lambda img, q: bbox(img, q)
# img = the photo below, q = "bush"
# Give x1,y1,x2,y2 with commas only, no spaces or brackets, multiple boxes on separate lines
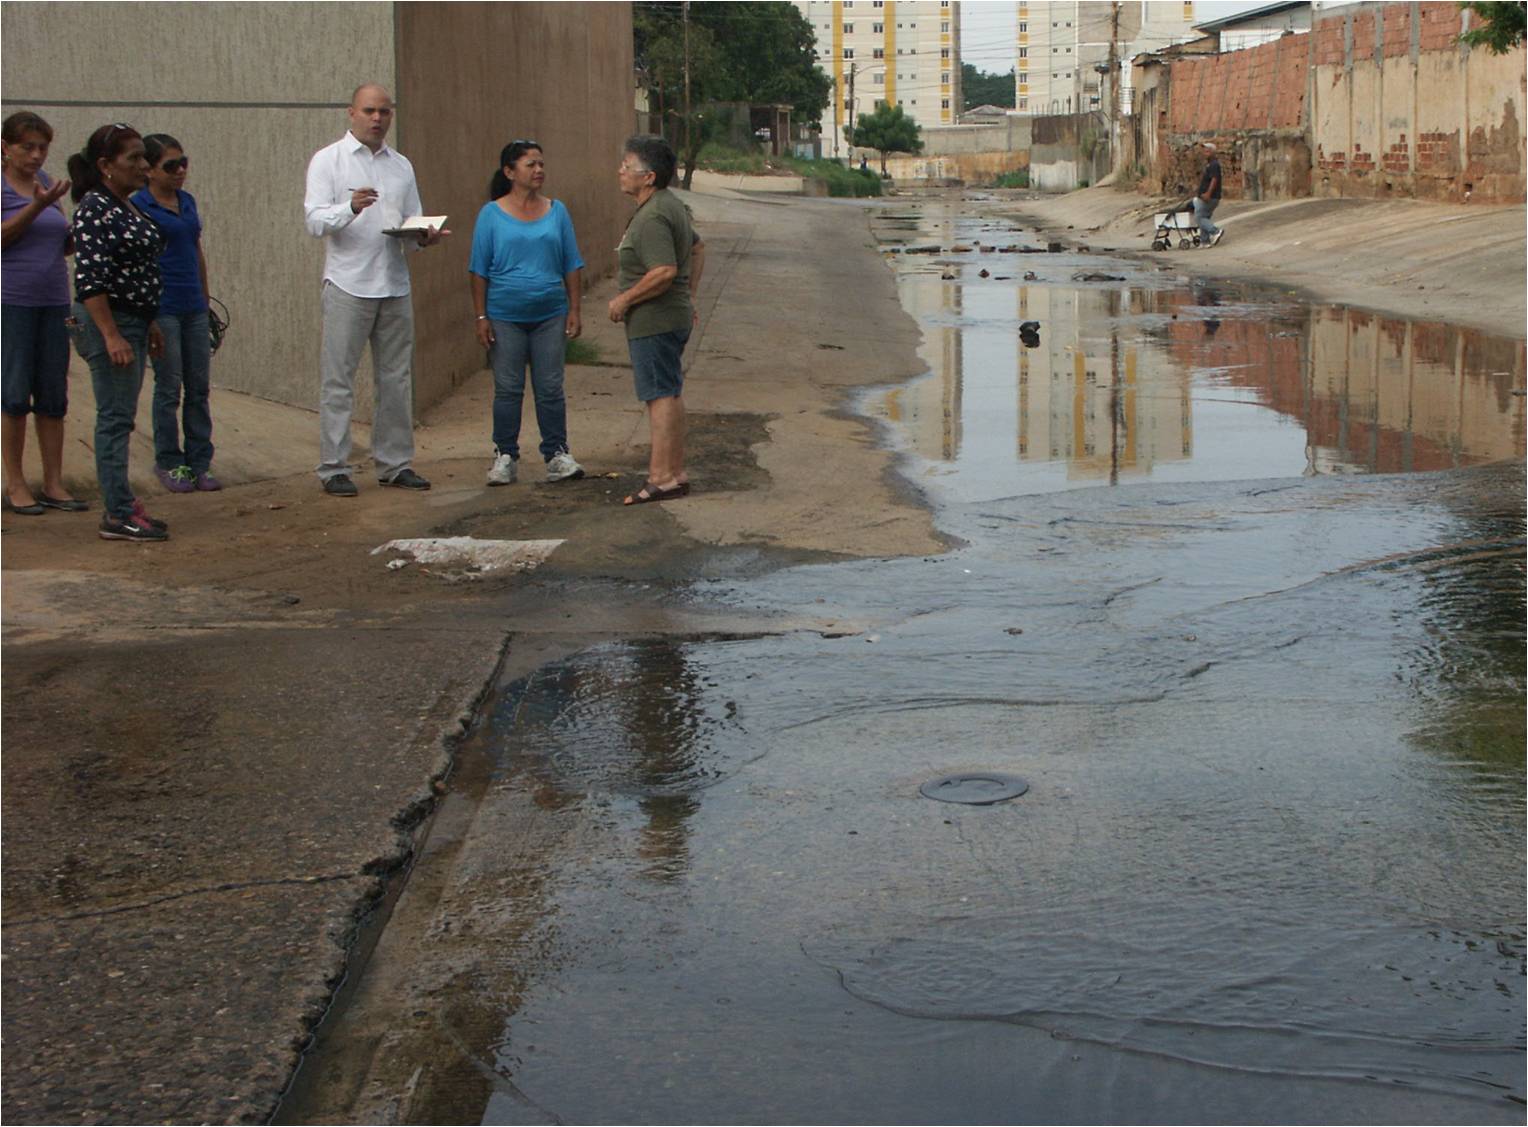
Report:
696,142,767,175
783,157,883,197
990,169,1030,189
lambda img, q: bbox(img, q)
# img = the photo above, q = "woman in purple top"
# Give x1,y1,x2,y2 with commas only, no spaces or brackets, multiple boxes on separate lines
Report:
1,111,87,515
133,134,219,493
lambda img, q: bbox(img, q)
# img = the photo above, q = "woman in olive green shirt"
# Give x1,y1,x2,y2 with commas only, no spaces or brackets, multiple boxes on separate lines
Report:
609,134,704,505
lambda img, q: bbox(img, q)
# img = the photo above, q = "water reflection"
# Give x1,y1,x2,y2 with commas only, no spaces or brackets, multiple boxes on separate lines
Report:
870,214,1525,498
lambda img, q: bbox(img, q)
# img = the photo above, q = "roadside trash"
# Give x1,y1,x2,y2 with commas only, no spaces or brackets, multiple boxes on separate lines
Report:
267,503,286,511
281,594,301,605
1005,627,1024,635
816,343,846,350
950,244,973,252
978,269,990,278
1046,242,1063,253
386,558,410,571
941,272,956,280
1019,320,1041,348
1073,272,1126,282
904,245,941,254
373,536,564,580
998,245,1021,253
1023,271,1038,280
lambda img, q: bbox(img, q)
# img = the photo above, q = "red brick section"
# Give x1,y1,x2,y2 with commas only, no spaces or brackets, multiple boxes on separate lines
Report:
1382,135,1410,174
1417,1,1460,51
1416,130,1460,173
1381,4,1412,58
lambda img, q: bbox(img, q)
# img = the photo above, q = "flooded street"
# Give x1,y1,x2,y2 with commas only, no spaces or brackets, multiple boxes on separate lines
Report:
286,198,1525,1125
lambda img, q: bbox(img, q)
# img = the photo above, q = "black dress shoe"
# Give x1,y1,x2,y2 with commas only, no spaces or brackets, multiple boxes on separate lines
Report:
323,473,359,497
380,468,430,490
2,497,46,516
37,494,90,512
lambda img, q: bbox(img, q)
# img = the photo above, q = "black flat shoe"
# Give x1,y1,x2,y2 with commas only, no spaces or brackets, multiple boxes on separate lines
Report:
2,497,46,516
37,494,90,512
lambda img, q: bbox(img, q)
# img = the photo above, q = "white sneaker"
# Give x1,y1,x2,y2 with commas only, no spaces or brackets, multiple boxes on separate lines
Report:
487,452,517,486
1209,229,1224,247
545,452,585,482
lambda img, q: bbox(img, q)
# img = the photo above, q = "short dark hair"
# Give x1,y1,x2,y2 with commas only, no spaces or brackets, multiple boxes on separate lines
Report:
2,111,53,145
143,133,183,168
623,134,676,190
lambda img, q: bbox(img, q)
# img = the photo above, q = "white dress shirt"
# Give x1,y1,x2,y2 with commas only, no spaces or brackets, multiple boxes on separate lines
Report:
304,132,423,299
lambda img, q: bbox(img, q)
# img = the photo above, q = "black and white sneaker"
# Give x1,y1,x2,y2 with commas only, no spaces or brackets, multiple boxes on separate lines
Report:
99,513,169,542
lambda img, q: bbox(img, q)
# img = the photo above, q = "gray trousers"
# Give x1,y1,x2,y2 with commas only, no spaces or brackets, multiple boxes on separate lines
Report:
318,281,416,482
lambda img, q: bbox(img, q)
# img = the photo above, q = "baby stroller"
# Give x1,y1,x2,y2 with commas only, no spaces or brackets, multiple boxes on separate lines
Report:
1150,200,1201,250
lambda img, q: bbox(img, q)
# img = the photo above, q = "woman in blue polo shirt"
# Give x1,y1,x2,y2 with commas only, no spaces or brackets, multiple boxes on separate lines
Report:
469,139,586,487
133,133,219,493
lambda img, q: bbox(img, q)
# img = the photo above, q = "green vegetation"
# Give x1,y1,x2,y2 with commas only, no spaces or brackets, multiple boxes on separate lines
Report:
565,337,600,366
694,143,882,196
1457,1,1526,53
846,103,923,175
635,2,833,188
989,169,1030,189
962,63,1016,110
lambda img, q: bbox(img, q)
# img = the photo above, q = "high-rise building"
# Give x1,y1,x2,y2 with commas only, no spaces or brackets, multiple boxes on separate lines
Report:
795,1,963,160
1016,1,1195,115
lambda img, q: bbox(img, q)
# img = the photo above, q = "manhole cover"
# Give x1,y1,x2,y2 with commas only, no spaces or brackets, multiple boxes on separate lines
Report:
919,772,1029,805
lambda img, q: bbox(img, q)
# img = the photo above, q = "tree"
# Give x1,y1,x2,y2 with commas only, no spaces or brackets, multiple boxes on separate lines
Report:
1458,1,1527,53
635,2,833,188
847,103,922,174
961,63,1017,110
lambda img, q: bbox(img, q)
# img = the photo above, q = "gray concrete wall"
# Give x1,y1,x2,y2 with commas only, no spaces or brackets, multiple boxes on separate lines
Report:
1,1,635,421
1,1,393,413
1029,112,1112,192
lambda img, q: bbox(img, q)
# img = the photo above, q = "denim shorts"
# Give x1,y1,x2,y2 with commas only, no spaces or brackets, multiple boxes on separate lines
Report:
1,303,70,417
628,327,690,402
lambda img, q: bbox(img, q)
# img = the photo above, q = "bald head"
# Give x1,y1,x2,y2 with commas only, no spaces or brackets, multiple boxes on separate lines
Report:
347,84,394,151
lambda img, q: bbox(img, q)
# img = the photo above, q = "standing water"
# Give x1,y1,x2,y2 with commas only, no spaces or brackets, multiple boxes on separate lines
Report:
286,197,1525,1126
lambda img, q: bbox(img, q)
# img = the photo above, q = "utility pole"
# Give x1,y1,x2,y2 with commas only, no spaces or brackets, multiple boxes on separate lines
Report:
847,61,857,163
683,1,692,160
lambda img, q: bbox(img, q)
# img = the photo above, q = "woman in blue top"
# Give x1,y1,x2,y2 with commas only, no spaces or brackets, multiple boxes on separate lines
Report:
132,133,219,494
469,140,585,486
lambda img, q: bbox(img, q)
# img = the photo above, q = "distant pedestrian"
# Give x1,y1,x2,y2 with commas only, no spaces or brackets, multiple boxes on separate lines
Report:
1194,141,1223,248
609,134,706,505
2,111,87,516
469,139,587,487
303,83,449,497
67,122,170,541
134,133,221,494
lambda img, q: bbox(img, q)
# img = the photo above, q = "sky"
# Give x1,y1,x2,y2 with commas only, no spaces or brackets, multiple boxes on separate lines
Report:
960,0,1282,73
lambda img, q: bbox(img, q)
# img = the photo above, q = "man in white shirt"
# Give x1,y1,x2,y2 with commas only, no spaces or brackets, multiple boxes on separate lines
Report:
304,83,448,495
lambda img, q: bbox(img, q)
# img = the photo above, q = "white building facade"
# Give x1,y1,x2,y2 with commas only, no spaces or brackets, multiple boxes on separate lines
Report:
795,0,963,160
1017,1,1197,115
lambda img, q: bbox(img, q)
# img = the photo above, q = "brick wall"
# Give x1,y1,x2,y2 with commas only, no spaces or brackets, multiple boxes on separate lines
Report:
1137,0,1526,204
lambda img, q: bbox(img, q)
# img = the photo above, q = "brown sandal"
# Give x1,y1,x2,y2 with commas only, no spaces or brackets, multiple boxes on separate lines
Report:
624,480,689,505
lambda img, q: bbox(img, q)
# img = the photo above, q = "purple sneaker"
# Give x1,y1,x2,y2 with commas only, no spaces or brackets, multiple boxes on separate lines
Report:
195,471,223,492
156,464,197,493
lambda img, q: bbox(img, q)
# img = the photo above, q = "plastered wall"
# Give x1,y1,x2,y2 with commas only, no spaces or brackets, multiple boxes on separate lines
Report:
1,1,634,420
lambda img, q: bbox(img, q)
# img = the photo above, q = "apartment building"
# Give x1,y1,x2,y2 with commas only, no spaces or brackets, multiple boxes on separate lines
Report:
795,0,963,160
1017,1,1196,114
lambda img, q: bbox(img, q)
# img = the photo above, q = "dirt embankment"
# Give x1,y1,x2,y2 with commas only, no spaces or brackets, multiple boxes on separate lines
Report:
970,184,1527,339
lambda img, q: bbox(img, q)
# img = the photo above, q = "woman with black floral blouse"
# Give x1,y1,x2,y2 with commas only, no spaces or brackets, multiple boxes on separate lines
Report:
67,123,168,541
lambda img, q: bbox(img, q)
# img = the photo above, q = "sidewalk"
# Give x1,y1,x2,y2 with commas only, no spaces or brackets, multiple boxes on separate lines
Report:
0,189,938,1124
979,185,1527,338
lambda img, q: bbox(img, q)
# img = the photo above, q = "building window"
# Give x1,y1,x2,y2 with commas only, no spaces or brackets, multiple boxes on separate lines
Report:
1018,47,1027,58
873,0,883,5
844,22,853,33
941,98,951,109
1018,21,1027,31
843,47,854,58
940,21,950,31
1018,70,1027,82
874,73,884,84
940,47,950,58
872,21,883,32
1019,97,1028,109
941,71,950,83
875,99,887,109
873,46,884,58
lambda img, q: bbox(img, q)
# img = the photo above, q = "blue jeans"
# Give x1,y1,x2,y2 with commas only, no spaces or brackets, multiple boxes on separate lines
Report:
1192,196,1220,242
151,309,214,472
489,314,568,461
71,303,150,520
1,304,70,418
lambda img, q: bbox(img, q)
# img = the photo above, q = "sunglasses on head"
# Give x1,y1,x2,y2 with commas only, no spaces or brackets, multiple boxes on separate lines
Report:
513,139,539,149
160,157,189,173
